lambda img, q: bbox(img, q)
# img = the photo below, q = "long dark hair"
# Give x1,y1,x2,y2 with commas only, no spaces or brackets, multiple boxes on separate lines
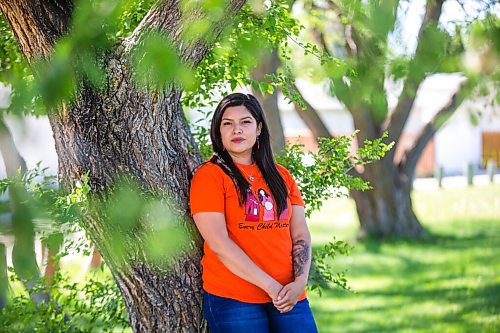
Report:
209,93,288,217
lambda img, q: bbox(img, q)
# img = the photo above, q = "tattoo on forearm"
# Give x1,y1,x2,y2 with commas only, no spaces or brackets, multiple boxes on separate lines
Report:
292,240,309,277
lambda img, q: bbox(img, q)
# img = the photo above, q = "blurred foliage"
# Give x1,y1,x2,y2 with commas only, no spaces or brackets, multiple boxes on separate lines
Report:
0,163,188,270
289,0,499,125
0,164,189,329
130,30,193,91
2,0,127,113
277,131,392,294
93,179,189,268
0,268,129,332
463,13,500,108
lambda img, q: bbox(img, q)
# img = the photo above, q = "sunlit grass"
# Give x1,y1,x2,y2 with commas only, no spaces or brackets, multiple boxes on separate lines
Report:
6,184,499,332
308,184,500,333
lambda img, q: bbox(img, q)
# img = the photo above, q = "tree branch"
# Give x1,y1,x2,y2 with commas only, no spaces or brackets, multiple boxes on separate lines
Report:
400,78,469,184
311,26,331,56
385,0,445,146
291,83,364,179
324,0,359,57
252,48,285,153
0,0,73,61
292,83,333,139
0,116,27,176
126,0,247,66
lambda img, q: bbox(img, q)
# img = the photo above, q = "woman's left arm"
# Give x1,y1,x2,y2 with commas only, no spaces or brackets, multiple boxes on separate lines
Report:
274,205,312,313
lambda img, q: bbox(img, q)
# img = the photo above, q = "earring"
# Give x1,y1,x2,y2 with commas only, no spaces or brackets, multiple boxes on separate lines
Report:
256,135,260,150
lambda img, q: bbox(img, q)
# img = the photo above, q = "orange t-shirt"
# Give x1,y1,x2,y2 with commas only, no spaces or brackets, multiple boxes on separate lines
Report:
190,161,307,303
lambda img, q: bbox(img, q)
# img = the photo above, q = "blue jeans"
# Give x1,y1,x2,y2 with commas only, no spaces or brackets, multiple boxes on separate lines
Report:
203,292,318,333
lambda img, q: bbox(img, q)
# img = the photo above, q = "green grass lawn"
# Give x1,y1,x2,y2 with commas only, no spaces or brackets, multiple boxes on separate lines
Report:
308,184,500,333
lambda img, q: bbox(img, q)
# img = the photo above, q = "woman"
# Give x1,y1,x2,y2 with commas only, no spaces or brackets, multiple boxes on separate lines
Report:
190,93,318,333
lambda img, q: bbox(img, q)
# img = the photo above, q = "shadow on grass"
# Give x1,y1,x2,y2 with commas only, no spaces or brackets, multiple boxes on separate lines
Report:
311,217,500,333
313,282,500,333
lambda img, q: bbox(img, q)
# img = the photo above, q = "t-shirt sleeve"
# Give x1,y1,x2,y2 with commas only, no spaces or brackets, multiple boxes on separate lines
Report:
278,165,305,207
190,164,225,215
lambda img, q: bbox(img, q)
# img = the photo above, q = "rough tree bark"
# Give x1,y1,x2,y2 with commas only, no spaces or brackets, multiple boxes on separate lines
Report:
0,0,246,331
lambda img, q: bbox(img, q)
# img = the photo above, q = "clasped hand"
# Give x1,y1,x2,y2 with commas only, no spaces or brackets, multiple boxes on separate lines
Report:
271,280,305,313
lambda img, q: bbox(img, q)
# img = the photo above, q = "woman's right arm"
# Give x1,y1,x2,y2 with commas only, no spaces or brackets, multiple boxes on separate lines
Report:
193,211,283,300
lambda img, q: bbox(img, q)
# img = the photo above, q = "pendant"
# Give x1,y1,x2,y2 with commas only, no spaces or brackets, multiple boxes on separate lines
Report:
249,176,254,182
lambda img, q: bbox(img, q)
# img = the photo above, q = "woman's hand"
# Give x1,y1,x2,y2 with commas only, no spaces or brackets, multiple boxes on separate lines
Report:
266,280,284,302
193,212,285,299
273,205,312,313
272,279,306,313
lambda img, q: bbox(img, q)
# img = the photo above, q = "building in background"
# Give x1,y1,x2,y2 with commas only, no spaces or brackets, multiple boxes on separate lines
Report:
0,75,498,179
281,74,500,177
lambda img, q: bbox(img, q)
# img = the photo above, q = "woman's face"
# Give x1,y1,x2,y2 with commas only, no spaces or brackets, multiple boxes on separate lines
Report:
220,105,262,161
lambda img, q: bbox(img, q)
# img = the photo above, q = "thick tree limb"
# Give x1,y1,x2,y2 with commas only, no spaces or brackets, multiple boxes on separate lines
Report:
0,0,73,61
0,116,27,175
126,0,247,66
292,83,332,140
251,48,285,154
400,79,469,184
385,0,445,147
292,84,365,179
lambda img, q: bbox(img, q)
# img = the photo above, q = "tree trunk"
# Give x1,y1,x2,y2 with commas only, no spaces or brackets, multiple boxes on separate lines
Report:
251,48,285,154
0,116,51,303
47,52,207,332
42,233,63,285
0,0,247,331
350,158,426,238
0,243,7,309
89,247,102,271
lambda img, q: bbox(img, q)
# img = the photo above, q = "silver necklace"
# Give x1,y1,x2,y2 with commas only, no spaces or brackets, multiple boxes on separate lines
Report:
240,167,255,182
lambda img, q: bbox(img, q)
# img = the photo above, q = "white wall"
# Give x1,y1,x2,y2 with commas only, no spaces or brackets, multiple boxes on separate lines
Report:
0,83,58,178
435,107,482,175
434,84,499,175
283,75,499,176
0,75,498,180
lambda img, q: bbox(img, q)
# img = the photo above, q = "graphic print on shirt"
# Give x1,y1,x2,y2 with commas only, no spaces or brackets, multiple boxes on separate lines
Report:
257,188,275,221
244,190,260,221
243,187,289,223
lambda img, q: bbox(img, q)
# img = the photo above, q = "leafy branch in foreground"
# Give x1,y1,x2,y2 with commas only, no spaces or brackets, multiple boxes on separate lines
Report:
1,268,129,332
276,131,394,218
276,131,393,293
309,237,352,295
